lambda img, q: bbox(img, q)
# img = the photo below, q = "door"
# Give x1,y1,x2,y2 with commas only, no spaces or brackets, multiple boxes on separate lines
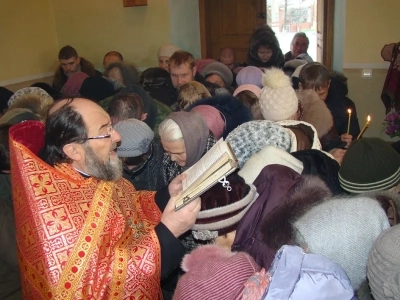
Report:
317,0,334,68
199,0,265,63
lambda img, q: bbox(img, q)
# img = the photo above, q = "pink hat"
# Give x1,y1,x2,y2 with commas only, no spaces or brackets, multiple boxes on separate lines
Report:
233,84,261,98
191,105,225,139
61,72,89,96
173,245,260,300
194,58,216,74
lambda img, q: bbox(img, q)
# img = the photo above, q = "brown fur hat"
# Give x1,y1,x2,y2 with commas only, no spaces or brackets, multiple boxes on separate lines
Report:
297,89,333,138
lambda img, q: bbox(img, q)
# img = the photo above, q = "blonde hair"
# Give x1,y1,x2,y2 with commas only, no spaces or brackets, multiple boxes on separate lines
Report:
158,118,183,142
177,81,211,110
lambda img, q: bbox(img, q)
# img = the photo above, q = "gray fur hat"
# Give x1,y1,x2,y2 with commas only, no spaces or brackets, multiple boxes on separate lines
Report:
202,62,233,86
293,196,390,290
226,120,291,168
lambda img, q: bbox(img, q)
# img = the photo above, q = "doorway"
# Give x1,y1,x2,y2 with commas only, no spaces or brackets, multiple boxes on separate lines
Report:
199,0,334,68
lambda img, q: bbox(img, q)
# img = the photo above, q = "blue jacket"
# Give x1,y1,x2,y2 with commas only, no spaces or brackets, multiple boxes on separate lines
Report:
263,245,355,300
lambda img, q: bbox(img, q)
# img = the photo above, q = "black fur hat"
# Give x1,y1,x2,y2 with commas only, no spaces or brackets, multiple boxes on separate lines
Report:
187,94,253,139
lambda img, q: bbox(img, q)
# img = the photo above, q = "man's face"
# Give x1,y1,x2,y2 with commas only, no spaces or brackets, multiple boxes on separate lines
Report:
107,67,124,86
103,55,122,69
315,83,330,101
257,46,273,63
206,74,225,87
170,63,196,90
60,57,80,76
220,49,235,70
291,37,309,58
161,139,187,167
159,56,170,72
74,99,122,180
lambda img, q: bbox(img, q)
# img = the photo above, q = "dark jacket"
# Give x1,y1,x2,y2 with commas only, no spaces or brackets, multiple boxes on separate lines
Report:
52,57,102,92
325,77,361,138
0,174,22,300
122,138,165,191
246,25,284,68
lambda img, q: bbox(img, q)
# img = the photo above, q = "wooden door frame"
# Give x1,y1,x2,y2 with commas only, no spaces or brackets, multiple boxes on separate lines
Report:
323,0,334,69
199,0,335,68
198,0,209,58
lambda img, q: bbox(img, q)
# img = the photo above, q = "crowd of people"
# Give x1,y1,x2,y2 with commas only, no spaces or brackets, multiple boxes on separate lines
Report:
1,24,400,300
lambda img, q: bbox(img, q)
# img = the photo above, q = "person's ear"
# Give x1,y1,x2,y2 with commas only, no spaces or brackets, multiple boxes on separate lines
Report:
192,65,197,77
63,143,83,162
298,82,303,91
141,113,148,121
76,56,81,65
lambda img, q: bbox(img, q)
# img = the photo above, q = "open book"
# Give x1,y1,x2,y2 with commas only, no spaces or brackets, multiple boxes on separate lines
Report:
175,139,239,211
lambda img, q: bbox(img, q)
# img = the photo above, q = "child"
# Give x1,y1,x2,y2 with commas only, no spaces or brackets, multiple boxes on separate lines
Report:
298,62,360,142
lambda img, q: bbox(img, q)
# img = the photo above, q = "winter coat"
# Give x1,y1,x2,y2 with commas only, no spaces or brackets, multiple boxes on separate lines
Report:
262,245,355,300
246,25,284,68
232,165,317,269
122,138,165,191
52,57,102,92
277,120,322,151
325,76,361,138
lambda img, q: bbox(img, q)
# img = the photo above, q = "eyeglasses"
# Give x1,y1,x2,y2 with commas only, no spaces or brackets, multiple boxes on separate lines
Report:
84,124,113,141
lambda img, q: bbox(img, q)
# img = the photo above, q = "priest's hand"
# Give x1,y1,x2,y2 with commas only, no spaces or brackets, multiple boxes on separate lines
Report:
161,195,201,238
168,174,186,197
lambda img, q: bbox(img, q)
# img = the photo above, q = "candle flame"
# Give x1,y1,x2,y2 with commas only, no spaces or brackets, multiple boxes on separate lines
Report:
348,109,352,114
367,115,371,122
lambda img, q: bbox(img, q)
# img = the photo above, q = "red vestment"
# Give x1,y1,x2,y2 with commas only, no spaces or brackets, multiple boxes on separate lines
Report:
10,121,162,299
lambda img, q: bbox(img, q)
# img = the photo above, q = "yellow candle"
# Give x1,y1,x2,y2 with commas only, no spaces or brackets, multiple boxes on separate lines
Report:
347,109,352,134
357,115,371,139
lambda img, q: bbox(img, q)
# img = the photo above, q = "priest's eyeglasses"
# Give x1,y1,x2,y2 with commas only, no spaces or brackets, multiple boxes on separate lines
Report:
85,124,113,141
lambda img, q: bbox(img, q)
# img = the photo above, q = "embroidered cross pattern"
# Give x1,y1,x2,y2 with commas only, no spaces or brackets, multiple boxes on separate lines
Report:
127,219,145,239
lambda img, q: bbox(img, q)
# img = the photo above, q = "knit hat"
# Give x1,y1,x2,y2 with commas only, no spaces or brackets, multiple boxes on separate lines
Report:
114,119,154,157
61,71,89,96
202,62,233,87
191,105,225,139
236,66,264,88
157,44,180,58
79,76,116,102
339,138,400,193
239,146,303,184
293,196,390,290
233,84,261,98
259,68,298,121
368,225,400,300
226,120,292,168
173,244,260,300
191,173,259,241
8,87,53,107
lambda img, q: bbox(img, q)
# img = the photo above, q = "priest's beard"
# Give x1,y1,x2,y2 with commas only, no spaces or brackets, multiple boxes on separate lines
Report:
83,144,122,181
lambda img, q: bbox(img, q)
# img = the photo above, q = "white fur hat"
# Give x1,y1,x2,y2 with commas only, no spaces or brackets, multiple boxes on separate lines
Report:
157,44,180,58
259,68,298,121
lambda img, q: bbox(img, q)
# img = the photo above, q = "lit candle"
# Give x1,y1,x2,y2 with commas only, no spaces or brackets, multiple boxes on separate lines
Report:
347,109,352,134
357,115,371,139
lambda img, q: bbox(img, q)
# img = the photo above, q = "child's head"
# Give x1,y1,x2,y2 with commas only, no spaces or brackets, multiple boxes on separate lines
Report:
298,62,331,101
257,45,273,63
233,84,262,120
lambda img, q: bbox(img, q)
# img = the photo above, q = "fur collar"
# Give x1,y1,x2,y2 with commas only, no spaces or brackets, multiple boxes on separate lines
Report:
260,175,331,250
297,89,333,138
